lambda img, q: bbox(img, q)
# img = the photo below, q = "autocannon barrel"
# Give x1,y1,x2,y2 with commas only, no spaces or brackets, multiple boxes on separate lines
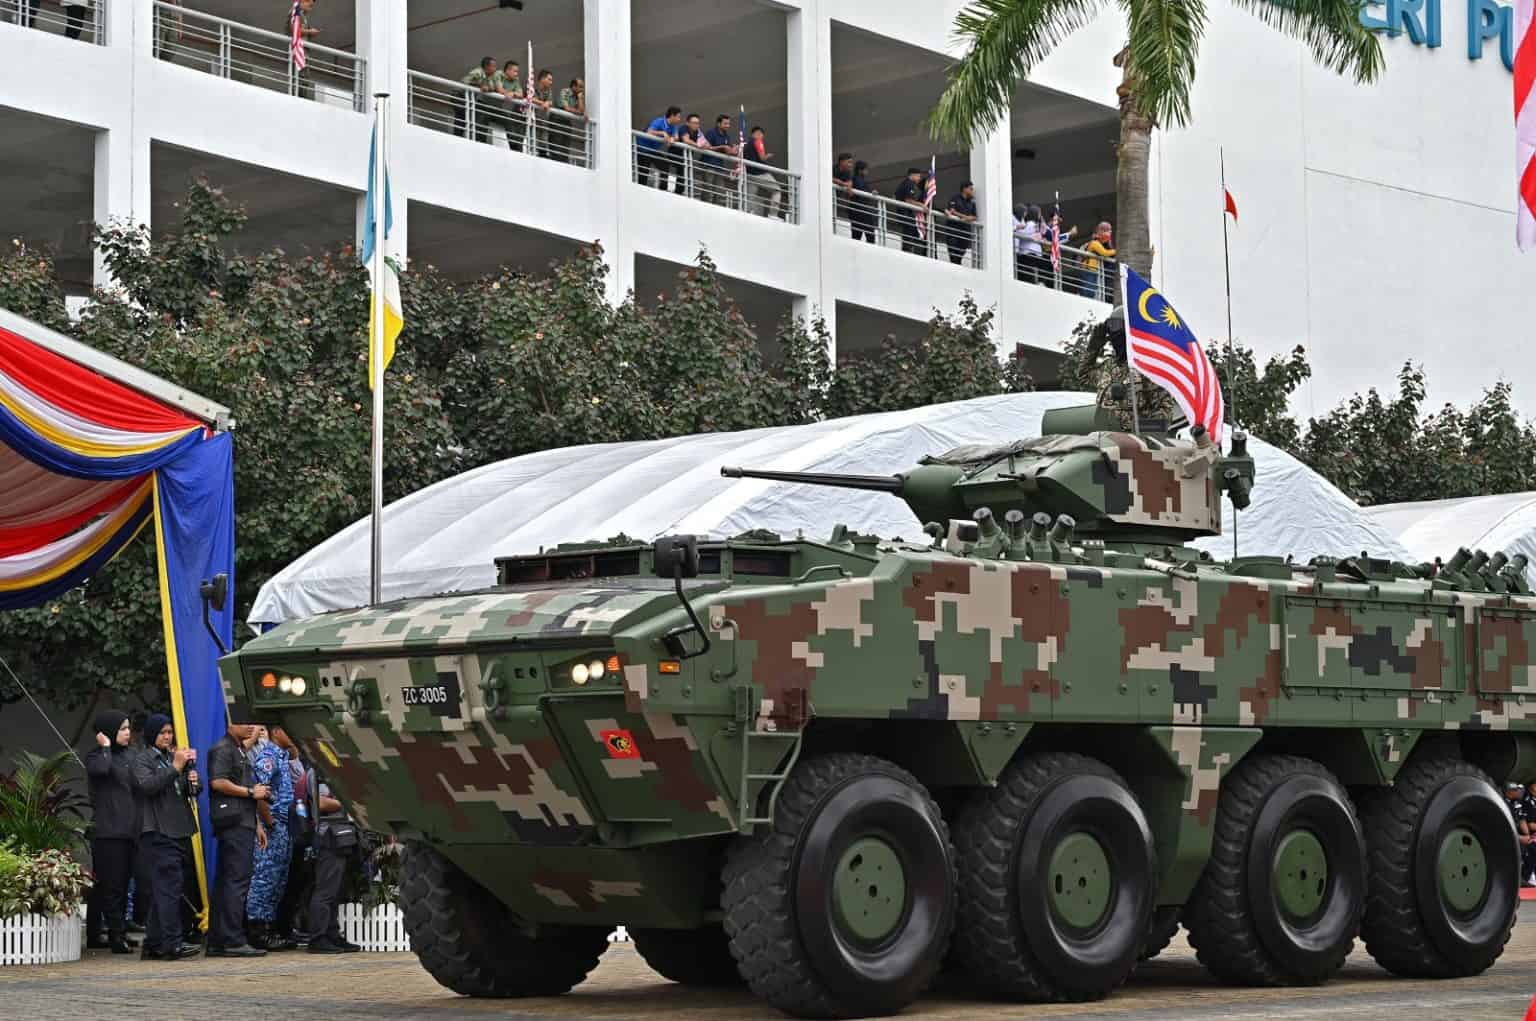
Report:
720,466,906,493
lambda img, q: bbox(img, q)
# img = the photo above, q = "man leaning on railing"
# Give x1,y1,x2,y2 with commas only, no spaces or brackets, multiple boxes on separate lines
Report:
558,78,587,165
742,126,781,219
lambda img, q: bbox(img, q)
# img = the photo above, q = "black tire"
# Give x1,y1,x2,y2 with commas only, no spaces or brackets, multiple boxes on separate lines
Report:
631,924,743,986
400,843,608,997
1138,906,1181,962
722,752,957,1019
952,752,1158,1001
1360,757,1518,978
1184,754,1365,986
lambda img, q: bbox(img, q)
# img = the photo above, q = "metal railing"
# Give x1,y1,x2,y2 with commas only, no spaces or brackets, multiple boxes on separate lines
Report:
407,71,595,168
830,184,983,269
1,0,104,44
631,132,801,224
151,2,366,112
1012,238,1117,303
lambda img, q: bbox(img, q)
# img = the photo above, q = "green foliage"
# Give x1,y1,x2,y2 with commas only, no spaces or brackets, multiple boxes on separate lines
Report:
0,753,87,853
0,241,71,332
1210,343,1311,453
0,841,92,918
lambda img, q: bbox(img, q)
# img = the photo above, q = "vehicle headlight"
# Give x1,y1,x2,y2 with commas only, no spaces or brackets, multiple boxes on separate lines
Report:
279,676,294,694
587,659,605,680
571,663,590,685
290,677,307,697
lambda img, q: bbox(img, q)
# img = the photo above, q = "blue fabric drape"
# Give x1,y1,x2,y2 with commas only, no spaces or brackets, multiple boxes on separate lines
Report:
0,397,205,479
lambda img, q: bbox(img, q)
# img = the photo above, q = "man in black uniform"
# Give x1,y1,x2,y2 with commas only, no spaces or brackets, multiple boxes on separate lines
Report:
132,713,201,960
305,771,362,954
205,719,269,957
893,168,926,255
943,182,979,265
1504,782,1534,887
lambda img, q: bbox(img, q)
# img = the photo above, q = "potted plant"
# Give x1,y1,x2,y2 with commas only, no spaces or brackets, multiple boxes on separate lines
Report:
0,752,92,965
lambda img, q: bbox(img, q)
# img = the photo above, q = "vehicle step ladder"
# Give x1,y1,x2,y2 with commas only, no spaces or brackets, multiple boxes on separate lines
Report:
733,685,804,832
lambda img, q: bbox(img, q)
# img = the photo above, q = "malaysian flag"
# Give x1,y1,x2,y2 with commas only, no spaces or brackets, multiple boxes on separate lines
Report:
289,2,306,71
1120,265,1224,442
525,41,536,133
733,104,746,179
1049,195,1063,273
1517,0,1534,250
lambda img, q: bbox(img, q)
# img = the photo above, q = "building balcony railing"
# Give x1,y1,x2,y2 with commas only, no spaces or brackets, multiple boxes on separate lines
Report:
1012,242,1117,304
1,0,104,44
830,185,983,270
630,132,801,225
151,2,366,113
407,71,595,169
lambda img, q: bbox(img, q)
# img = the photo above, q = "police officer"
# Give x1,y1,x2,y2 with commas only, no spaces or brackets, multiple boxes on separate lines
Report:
206,719,269,957
132,714,201,961
85,710,139,953
305,769,361,954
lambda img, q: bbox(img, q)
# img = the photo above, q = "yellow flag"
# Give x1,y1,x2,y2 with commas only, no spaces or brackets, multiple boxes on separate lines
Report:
369,257,403,386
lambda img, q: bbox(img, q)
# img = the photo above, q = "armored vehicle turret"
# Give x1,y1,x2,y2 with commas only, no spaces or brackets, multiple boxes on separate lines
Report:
223,408,1530,1018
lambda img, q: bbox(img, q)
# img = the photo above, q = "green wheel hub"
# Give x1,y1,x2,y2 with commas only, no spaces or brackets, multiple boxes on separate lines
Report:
1437,826,1489,914
831,837,907,944
1047,831,1113,931
1272,829,1329,921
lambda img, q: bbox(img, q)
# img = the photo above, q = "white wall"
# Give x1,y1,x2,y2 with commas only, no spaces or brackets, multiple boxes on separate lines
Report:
1,0,1528,415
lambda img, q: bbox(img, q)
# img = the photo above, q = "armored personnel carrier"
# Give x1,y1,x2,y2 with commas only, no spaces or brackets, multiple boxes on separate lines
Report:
223,405,1531,1018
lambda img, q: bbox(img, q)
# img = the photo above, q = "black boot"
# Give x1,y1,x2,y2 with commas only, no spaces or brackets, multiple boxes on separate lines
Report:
247,920,269,950
109,932,133,955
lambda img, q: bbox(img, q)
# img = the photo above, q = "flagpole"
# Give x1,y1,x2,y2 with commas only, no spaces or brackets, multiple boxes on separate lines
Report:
370,92,388,606
1220,148,1237,556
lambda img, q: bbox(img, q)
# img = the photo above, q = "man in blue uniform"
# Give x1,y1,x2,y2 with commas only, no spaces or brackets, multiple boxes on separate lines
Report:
247,726,297,950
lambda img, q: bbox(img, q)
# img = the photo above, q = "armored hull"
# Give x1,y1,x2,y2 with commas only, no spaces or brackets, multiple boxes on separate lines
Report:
225,422,1532,1017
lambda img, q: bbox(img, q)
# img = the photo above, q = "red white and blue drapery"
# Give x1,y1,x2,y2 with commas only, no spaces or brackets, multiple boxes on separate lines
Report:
0,316,234,924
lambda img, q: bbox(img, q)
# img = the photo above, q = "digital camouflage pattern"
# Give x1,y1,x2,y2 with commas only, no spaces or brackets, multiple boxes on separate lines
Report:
226,413,1536,929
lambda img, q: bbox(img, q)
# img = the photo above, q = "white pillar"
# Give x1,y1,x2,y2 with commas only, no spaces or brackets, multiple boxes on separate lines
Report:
92,127,150,289
588,0,631,304
789,1,832,359
109,0,146,55
357,1,408,262
976,120,1013,322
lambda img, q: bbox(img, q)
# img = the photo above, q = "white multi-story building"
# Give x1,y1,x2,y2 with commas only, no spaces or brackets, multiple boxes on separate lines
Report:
1,0,1531,416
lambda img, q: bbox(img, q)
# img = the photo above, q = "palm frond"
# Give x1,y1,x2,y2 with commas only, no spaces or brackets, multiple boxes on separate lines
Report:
1124,0,1209,128
1232,0,1384,82
929,0,1110,145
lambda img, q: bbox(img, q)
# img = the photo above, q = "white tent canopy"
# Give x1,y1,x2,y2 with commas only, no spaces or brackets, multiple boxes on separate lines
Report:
1365,492,1536,575
250,393,1412,627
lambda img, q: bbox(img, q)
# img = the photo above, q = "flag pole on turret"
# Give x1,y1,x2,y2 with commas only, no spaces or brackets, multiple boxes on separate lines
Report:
1221,148,1239,556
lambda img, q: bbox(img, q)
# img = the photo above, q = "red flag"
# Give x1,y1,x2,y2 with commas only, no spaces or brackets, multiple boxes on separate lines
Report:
1223,188,1238,223
1523,992,1536,1021
289,2,306,71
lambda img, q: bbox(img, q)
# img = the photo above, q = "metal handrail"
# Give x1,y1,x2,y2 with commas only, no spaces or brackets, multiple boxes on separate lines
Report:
1010,226,1117,302
630,131,800,224
1,0,104,44
830,183,983,269
152,2,366,112
408,69,595,169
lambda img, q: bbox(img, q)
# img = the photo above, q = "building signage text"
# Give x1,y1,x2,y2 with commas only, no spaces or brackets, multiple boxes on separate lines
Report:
1359,0,1516,71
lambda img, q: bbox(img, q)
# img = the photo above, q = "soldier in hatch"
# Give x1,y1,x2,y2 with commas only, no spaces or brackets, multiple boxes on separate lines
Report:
1081,307,1181,434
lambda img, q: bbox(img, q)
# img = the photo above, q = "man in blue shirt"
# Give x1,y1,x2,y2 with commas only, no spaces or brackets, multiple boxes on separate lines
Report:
701,114,738,206
638,106,684,193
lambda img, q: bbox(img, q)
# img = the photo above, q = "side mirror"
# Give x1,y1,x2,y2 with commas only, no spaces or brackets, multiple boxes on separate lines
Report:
652,535,700,580
200,573,230,613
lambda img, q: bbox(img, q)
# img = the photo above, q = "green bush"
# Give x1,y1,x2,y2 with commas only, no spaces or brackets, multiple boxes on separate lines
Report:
0,752,87,853
0,842,91,918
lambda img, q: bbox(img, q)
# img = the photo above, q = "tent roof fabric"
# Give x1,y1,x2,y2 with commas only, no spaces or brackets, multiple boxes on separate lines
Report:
1365,491,1536,572
250,392,1413,627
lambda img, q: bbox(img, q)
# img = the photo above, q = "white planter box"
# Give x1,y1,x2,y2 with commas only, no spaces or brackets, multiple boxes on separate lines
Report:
0,913,82,966
336,904,631,953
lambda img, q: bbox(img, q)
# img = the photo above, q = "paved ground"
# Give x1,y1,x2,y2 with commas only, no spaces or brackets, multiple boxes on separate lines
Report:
7,908,1536,1021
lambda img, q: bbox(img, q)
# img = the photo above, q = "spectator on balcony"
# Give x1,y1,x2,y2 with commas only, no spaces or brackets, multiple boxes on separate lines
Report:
677,113,707,196
493,60,526,152
893,168,926,255
744,126,781,219
1081,221,1117,300
850,160,878,244
1015,205,1050,285
286,0,320,100
556,78,586,165
530,69,556,160
702,114,738,207
833,153,855,226
455,57,501,144
638,106,685,193
62,1,88,39
944,182,979,266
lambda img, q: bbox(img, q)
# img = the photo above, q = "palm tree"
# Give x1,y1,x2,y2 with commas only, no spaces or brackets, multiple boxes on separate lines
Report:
929,0,1383,279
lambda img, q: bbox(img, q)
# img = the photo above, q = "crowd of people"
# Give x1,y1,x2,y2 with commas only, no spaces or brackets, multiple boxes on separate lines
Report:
831,155,979,265
1012,206,1118,300
635,108,784,219
83,710,363,960
454,56,587,163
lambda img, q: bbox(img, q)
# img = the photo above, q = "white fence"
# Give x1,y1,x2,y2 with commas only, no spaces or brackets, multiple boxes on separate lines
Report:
335,903,630,952
0,913,82,966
